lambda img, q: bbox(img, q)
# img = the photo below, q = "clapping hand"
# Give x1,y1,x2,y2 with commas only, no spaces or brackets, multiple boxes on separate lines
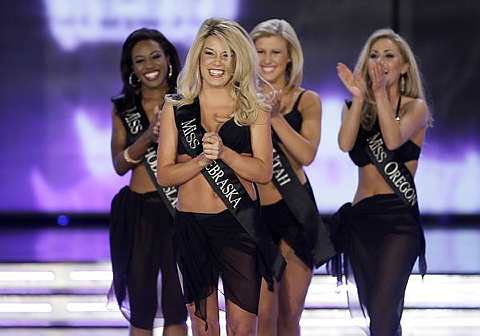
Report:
337,63,366,100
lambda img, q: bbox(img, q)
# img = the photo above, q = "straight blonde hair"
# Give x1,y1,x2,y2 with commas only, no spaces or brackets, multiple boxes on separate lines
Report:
250,19,304,92
354,28,431,129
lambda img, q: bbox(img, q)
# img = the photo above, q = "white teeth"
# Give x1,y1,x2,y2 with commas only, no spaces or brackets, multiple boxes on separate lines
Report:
209,69,224,77
144,71,159,80
261,66,275,74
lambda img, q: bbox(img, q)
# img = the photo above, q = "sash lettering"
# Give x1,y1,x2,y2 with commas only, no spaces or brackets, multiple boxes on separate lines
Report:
270,140,335,268
181,118,201,149
272,147,292,186
365,131,418,210
174,98,286,280
205,161,241,208
113,94,178,216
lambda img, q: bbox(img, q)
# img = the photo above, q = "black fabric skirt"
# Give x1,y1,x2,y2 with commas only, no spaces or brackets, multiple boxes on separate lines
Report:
261,180,322,269
174,209,282,325
261,199,314,269
109,186,187,329
329,193,426,336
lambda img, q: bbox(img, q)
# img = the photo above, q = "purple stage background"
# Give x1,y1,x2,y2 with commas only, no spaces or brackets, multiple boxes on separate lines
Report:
1,0,479,214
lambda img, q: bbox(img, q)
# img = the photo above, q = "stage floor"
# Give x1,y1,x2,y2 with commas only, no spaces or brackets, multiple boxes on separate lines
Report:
0,224,478,335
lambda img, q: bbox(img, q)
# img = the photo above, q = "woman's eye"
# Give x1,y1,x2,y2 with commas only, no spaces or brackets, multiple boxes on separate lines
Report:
369,54,378,59
135,59,144,64
152,53,162,60
385,54,395,58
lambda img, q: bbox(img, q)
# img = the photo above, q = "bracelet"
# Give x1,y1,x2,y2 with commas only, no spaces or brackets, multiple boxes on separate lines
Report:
123,147,142,164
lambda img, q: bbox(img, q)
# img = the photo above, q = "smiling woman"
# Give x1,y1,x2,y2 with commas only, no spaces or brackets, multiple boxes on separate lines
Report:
156,18,285,336
108,28,187,336
332,28,432,336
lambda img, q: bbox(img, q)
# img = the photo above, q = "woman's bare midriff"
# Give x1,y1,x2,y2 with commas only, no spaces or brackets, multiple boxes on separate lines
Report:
353,161,418,205
257,143,307,206
128,165,157,193
176,154,257,213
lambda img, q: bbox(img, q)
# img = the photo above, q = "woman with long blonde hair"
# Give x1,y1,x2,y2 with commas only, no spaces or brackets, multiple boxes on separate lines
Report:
250,19,335,336
333,28,431,335
156,18,284,336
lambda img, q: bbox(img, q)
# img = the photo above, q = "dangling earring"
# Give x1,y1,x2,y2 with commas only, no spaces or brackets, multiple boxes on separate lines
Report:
400,73,406,95
128,72,140,88
168,64,173,78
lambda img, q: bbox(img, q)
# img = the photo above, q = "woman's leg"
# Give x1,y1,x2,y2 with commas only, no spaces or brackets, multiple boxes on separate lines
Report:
129,326,152,336
368,232,419,336
187,292,220,336
158,218,188,335
226,300,258,336
257,278,279,336
277,240,312,336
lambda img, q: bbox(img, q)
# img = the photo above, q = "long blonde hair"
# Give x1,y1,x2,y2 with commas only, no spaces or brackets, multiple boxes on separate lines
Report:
250,19,304,92
354,28,431,129
170,18,267,126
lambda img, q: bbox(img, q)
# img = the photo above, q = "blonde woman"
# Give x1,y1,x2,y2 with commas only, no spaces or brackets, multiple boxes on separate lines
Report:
250,19,335,336
334,28,430,335
156,18,285,336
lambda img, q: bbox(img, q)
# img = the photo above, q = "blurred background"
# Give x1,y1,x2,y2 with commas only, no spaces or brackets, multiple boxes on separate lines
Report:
0,0,479,335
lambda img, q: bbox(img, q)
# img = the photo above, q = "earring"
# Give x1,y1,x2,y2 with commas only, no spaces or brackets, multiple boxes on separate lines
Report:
168,64,173,78
128,72,140,88
400,74,406,95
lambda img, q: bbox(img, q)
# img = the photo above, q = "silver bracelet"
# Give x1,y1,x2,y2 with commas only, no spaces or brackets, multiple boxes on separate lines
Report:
123,147,142,164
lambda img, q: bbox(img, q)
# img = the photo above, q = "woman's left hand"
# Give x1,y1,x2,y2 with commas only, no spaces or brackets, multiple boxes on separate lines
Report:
368,61,387,95
202,132,223,160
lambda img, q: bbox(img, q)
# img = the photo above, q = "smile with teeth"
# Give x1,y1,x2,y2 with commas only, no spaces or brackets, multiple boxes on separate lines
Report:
261,66,276,74
144,71,160,80
208,69,225,78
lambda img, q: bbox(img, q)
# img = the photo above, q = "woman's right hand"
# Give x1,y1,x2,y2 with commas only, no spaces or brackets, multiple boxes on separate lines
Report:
336,63,365,100
147,106,161,142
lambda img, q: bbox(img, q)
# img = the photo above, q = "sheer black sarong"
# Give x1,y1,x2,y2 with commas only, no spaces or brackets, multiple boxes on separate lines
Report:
174,210,263,324
109,186,187,329
329,193,425,336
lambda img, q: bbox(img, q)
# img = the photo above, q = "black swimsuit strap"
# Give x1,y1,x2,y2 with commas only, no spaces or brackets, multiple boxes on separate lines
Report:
395,95,402,121
291,90,307,111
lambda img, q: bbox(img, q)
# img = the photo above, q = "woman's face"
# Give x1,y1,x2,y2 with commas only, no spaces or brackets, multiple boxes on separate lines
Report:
368,38,408,87
199,35,234,89
255,35,290,86
131,39,169,89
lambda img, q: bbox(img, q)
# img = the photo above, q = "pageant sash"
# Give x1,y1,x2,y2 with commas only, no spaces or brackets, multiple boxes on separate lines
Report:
174,99,285,278
364,129,426,275
364,131,419,216
112,94,178,217
271,140,336,267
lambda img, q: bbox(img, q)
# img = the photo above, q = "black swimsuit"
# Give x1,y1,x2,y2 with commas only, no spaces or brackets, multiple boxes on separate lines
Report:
262,90,318,268
178,114,252,155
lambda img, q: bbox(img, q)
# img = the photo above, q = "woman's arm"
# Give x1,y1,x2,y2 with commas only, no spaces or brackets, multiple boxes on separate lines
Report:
110,105,156,176
336,63,365,152
203,109,273,183
271,90,321,166
156,102,210,187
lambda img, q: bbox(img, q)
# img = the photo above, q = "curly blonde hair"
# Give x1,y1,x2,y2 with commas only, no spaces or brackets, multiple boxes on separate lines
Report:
354,28,431,129
169,18,267,126
250,19,304,92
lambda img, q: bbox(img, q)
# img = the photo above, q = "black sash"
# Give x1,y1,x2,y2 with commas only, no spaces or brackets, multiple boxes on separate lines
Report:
113,94,178,217
174,99,285,280
365,130,427,274
365,131,419,215
271,140,336,267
